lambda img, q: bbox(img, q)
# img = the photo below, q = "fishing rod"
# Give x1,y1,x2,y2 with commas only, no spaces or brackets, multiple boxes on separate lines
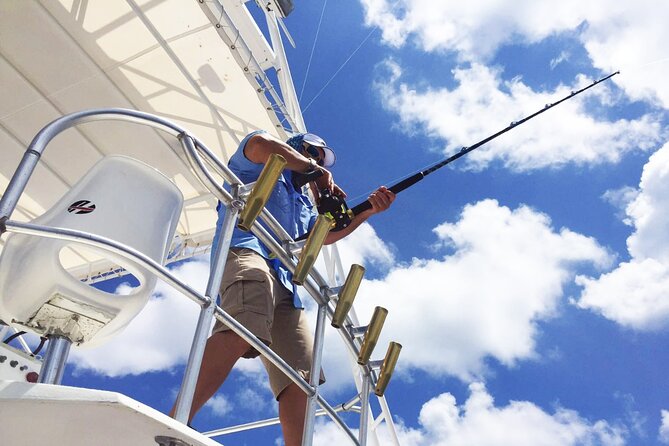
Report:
311,71,620,231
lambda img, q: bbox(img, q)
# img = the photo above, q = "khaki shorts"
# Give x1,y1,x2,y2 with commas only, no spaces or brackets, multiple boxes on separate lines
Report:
212,248,324,399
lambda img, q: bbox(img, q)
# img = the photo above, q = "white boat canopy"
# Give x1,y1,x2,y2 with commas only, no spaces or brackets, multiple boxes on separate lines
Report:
0,0,302,282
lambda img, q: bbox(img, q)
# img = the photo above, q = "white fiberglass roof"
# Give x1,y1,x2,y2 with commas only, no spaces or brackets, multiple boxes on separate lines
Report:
0,0,292,281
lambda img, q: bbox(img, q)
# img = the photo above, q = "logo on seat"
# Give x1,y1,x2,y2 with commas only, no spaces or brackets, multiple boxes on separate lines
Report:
68,200,96,214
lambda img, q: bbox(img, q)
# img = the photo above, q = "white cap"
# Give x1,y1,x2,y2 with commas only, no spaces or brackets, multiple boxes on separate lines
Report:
302,133,336,167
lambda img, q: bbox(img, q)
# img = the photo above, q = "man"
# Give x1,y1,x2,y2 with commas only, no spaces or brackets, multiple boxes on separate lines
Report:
174,130,394,445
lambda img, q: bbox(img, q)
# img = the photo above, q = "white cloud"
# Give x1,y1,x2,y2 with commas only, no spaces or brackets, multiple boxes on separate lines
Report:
602,186,639,224
361,0,586,60
334,222,395,269
205,394,233,417
659,410,669,444
550,51,570,70
360,0,669,108
577,143,669,329
375,61,662,171
314,383,627,445
69,258,209,376
580,1,669,107
312,419,358,446
234,385,274,413
348,199,610,380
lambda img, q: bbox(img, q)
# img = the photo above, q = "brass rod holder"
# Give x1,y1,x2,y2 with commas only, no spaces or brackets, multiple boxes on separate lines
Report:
357,306,388,365
237,153,287,231
331,264,365,328
292,214,334,285
374,342,402,397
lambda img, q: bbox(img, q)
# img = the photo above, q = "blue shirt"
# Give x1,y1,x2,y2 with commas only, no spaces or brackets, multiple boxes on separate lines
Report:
211,131,318,308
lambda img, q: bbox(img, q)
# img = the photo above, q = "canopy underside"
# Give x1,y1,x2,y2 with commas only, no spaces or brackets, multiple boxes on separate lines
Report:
0,0,289,282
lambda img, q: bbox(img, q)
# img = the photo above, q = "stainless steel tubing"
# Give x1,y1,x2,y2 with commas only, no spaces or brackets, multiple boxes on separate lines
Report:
358,373,372,446
0,108,236,223
301,303,328,446
314,394,360,445
0,109,185,223
3,221,314,399
38,335,72,385
0,108,368,443
180,133,230,200
173,195,241,423
204,401,361,437
5,221,208,307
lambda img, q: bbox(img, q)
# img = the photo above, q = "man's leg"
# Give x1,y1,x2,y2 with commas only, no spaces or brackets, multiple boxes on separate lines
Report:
261,288,324,446
277,383,308,446
170,331,250,422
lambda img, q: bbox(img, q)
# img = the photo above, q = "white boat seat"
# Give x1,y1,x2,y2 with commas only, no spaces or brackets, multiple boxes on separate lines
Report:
0,155,183,346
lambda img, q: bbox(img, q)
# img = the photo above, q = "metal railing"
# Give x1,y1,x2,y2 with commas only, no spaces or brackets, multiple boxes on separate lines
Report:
0,109,400,446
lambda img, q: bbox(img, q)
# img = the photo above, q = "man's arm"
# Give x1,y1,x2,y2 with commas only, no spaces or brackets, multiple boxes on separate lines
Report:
323,186,395,245
244,132,394,244
244,133,344,196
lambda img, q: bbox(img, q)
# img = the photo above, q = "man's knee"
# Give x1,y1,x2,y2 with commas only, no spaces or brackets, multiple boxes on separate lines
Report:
277,382,307,404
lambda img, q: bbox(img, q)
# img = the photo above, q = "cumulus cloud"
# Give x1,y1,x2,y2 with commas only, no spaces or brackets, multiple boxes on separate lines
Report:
334,222,395,270
314,383,627,445
576,143,669,329
346,199,610,380
69,258,209,376
205,394,233,417
305,201,610,391
360,0,669,107
602,186,639,224
580,1,669,107
361,0,586,60
659,410,669,444
550,51,571,70
375,61,662,171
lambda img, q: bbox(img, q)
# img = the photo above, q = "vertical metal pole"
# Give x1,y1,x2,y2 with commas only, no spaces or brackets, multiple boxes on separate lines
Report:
376,395,401,446
301,302,327,446
358,373,372,446
264,9,306,131
38,335,72,385
0,150,42,223
173,201,241,423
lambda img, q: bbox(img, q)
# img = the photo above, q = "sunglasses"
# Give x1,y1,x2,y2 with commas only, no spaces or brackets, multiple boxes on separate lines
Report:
303,143,324,166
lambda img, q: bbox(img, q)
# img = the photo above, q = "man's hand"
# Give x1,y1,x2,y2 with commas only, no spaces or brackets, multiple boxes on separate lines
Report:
366,186,395,214
323,185,395,245
314,167,347,198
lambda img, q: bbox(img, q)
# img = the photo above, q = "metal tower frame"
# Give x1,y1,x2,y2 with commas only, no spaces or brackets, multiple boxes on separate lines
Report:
0,108,401,445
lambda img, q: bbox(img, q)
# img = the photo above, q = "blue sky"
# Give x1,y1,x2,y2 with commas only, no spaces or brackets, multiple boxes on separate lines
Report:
58,1,669,444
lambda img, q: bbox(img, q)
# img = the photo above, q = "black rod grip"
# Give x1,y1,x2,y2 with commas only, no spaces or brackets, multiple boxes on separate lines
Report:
350,199,373,215
350,173,424,216
388,172,424,194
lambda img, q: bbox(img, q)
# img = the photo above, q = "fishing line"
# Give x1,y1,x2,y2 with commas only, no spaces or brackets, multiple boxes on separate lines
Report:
345,158,446,204
617,57,669,73
302,27,378,113
346,71,620,215
298,0,328,101
340,71,623,206
300,72,620,237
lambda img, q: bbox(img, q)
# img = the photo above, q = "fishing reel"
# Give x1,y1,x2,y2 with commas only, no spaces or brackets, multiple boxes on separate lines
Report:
292,169,352,231
317,188,352,232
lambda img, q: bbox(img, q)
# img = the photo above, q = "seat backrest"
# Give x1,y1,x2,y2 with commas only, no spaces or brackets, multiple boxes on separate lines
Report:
0,155,183,346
